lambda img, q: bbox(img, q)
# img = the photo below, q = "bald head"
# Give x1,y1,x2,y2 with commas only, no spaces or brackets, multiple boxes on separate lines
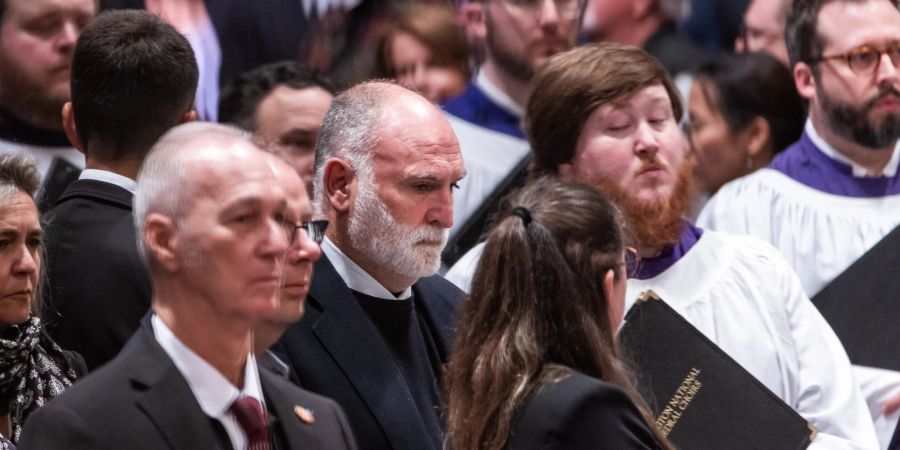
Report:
312,81,449,214
134,122,270,266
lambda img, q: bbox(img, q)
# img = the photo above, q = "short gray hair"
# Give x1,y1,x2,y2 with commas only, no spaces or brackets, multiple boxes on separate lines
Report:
312,81,406,215
0,153,40,200
133,122,251,266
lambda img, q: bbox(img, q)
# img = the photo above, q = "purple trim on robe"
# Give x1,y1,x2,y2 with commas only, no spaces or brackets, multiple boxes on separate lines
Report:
442,83,525,139
768,131,900,197
632,222,704,280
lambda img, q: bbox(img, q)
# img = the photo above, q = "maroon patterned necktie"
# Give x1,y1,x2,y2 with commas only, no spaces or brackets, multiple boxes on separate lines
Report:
229,396,271,450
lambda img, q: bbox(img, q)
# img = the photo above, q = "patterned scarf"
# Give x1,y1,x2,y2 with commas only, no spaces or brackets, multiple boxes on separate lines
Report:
0,316,77,442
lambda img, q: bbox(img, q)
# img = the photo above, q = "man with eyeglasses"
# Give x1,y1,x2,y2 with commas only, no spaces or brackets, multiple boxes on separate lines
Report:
734,0,791,66
273,81,466,450
440,0,581,264
254,153,326,382
699,0,900,444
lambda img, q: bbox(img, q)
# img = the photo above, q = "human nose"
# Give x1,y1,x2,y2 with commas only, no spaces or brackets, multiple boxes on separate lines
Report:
287,231,322,265
426,190,454,228
538,0,561,27
262,217,290,258
57,21,80,52
13,245,38,277
633,122,660,158
876,50,899,84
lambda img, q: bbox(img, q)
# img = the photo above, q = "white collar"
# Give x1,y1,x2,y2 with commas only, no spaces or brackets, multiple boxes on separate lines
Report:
79,168,137,193
475,71,524,119
806,119,900,177
321,236,412,300
152,314,265,450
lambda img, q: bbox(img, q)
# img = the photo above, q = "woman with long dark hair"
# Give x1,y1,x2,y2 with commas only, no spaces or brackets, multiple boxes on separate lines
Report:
444,177,670,450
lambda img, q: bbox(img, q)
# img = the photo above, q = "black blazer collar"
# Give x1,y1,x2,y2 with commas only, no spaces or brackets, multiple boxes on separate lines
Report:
122,318,225,449
308,255,437,449
56,178,134,209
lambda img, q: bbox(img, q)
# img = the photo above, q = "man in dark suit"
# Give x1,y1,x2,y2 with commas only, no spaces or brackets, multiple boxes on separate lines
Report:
20,122,357,450
43,9,198,370
274,81,466,450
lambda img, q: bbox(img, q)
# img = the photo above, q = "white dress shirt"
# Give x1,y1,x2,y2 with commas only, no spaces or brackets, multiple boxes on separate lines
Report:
152,315,266,450
321,236,412,300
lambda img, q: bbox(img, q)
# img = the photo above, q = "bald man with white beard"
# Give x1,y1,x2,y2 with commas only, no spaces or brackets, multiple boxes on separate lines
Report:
273,81,466,450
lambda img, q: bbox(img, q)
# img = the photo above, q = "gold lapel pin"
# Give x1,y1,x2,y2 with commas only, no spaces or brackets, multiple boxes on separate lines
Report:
294,405,315,424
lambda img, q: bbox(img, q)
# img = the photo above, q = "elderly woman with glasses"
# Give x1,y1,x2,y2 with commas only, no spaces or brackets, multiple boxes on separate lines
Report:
0,154,86,446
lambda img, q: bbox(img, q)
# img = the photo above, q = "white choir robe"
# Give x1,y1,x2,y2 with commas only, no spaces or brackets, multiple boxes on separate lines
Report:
698,169,900,445
445,232,880,449
445,114,529,240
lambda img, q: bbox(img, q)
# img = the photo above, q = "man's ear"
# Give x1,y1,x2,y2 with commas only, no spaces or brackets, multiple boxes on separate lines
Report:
144,213,180,272
459,2,486,40
181,109,198,124
323,158,355,214
793,62,817,101
62,102,85,154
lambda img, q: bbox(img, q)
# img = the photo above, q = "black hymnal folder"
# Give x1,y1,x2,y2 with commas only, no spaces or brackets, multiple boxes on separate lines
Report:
812,224,900,371
619,290,815,449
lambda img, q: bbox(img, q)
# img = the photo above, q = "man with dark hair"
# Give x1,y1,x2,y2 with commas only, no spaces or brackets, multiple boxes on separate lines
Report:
698,1,900,441
43,9,198,371
274,81,465,450
447,43,878,448
0,0,97,209
20,122,357,450
220,61,336,190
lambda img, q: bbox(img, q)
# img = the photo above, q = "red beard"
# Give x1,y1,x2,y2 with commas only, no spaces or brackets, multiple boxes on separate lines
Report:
591,160,695,254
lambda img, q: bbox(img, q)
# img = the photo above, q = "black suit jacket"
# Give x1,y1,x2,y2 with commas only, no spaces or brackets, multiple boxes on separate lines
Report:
505,372,662,450
274,254,462,450
19,318,358,450
100,0,306,88
43,179,152,370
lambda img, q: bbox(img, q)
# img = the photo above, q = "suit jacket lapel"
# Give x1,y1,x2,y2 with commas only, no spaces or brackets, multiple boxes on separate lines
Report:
309,255,433,449
412,276,460,363
127,319,225,450
260,369,321,450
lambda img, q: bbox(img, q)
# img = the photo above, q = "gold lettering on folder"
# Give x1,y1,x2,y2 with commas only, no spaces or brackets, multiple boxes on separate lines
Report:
656,368,702,436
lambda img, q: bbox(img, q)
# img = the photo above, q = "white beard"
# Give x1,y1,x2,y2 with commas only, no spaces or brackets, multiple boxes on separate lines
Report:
348,176,448,279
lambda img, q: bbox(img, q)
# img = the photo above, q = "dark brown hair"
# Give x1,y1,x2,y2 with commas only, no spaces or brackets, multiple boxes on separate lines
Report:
786,0,900,69
373,3,469,81
527,43,683,178
444,177,671,450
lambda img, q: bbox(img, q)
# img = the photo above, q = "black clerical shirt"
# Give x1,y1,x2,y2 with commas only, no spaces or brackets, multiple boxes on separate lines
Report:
352,290,444,449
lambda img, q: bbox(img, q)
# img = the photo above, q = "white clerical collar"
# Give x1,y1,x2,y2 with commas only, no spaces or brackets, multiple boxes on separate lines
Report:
321,236,412,300
475,71,524,119
806,119,900,177
79,168,137,193
152,314,265,450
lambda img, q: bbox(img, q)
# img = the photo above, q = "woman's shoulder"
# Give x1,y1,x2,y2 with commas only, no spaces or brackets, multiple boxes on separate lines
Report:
506,370,661,450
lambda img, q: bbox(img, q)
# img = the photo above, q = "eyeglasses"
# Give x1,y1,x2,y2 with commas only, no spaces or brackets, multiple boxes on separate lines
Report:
500,0,584,22
813,42,900,74
285,220,328,245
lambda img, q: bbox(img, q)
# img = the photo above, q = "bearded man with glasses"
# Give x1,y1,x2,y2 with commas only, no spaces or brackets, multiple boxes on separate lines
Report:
699,0,900,444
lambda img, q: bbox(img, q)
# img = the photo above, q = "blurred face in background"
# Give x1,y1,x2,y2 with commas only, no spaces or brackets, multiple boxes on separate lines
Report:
255,85,333,191
389,31,467,103
736,0,790,66
687,78,752,194
481,0,582,81
0,0,96,129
